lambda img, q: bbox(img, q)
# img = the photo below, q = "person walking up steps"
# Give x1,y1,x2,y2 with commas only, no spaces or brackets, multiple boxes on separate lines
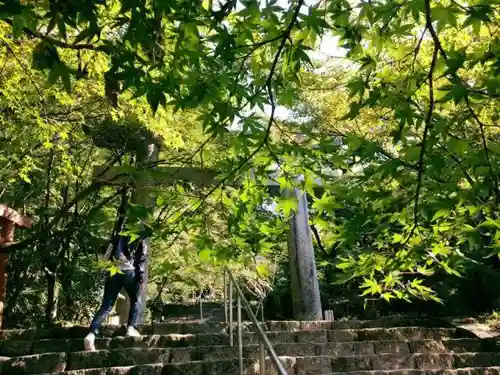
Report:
84,234,148,351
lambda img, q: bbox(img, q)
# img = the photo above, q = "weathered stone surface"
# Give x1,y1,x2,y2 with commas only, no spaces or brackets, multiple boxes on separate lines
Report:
157,334,197,348
163,362,204,375
457,368,500,375
454,353,500,368
409,340,446,353
32,339,71,354
0,340,33,357
374,341,411,354
107,348,170,368
300,321,332,331
274,343,318,357
69,338,110,352
358,328,454,342
195,333,230,347
330,321,363,330
203,358,256,375
183,322,226,334
321,342,375,356
296,356,333,375
226,322,266,334
414,353,454,370
328,329,359,342
441,339,483,353
3,352,67,374
151,324,181,335
455,322,500,339
358,328,400,341
266,331,296,344
169,347,193,362
0,329,37,341
107,364,163,375
68,351,109,370
331,355,371,372
261,356,297,375
267,321,301,332
431,328,458,339
32,326,95,340
135,325,155,336
197,345,238,361
109,336,162,350
233,332,257,346
371,354,414,370
38,369,106,375
294,329,327,343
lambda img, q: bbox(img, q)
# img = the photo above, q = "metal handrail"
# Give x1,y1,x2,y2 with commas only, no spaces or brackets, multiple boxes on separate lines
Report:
224,267,288,375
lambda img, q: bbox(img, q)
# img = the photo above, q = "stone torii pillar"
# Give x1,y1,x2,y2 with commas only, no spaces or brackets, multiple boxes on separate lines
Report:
0,204,32,328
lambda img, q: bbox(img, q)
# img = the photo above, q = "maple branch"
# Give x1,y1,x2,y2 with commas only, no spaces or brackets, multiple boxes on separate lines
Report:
409,0,440,241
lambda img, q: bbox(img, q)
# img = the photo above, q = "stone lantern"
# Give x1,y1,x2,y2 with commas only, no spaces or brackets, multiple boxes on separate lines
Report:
0,204,32,328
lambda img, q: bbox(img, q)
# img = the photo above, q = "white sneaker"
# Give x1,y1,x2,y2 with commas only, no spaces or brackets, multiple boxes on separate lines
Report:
84,333,96,351
126,326,141,337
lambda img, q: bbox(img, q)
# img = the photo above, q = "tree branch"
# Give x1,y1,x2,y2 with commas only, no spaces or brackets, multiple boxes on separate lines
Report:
310,224,328,257
409,0,440,241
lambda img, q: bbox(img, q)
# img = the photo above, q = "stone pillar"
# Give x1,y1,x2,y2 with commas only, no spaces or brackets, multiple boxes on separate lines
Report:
286,189,323,320
133,142,159,322
115,142,159,324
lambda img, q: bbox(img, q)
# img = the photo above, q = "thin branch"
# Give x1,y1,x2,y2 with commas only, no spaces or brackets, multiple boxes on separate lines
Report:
0,37,45,99
466,96,500,202
310,224,328,257
424,0,500,202
409,0,440,241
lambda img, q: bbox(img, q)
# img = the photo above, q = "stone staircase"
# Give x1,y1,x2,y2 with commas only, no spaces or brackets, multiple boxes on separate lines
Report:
0,318,499,375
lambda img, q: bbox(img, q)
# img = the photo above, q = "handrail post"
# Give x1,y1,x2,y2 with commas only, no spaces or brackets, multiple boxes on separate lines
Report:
224,268,228,325
259,340,266,375
237,294,243,375
229,275,234,347
199,292,203,322
259,299,265,375
226,269,288,375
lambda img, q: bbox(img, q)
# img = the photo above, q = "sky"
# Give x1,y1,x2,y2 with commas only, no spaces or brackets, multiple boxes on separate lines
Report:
273,33,345,120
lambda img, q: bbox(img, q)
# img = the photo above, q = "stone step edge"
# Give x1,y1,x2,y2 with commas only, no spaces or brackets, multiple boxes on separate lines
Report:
24,337,496,354
0,318,457,338
9,351,500,370
29,358,500,375
0,326,458,342
325,368,500,375
2,333,472,358
46,342,499,356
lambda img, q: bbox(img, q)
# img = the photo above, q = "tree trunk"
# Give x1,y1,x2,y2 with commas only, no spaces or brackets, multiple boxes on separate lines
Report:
45,270,58,324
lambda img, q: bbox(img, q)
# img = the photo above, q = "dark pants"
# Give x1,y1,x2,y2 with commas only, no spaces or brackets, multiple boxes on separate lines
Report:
89,269,141,334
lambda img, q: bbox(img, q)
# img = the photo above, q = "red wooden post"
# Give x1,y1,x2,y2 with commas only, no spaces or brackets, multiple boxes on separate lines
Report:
0,205,32,328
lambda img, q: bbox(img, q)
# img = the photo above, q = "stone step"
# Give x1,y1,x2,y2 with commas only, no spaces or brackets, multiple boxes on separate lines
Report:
0,327,464,357
26,356,500,375
1,333,494,359
0,318,457,342
0,325,461,357
5,350,500,375
326,369,500,375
